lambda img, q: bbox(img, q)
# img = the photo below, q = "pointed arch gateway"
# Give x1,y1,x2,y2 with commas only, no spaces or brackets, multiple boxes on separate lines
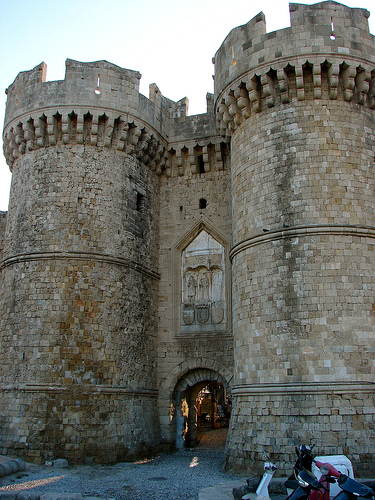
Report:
172,368,232,449
164,219,233,451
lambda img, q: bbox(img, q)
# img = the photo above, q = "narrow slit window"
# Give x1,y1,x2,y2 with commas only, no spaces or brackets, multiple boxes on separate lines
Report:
136,192,144,211
198,155,205,174
330,17,336,40
95,74,101,94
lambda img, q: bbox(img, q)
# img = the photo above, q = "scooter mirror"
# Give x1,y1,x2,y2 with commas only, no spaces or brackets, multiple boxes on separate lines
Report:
320,465,329,476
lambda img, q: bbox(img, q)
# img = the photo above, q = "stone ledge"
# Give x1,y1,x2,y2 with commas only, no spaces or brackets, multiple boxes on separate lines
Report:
232,380,375,396
0,250,160,281
230,224,375,260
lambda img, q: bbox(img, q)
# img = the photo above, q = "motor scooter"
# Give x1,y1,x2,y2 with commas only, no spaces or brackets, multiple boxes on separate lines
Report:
285,449,375,500
285,445,342,500
242,460,277,500
243,446,337,500
287,464,338,500
285,445,315,493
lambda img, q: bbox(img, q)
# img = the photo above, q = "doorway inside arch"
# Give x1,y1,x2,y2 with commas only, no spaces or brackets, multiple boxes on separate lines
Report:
195,381,231,448
174,377,231,450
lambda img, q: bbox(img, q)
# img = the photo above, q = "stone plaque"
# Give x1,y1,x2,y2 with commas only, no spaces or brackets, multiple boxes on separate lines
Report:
181,230,226,333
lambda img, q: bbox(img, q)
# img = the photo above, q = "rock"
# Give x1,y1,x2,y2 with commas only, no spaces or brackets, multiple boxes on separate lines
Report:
233,485,251,500
8,460,20,473
53,459,69,469
269,477,288,495
2,462,14,475
247,477,261,491
14,458,26,472
0,493,17,499
16,492,41,499
0,463,7,478
39,494,82,500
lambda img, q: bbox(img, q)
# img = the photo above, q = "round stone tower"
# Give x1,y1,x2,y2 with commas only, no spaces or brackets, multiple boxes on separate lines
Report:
214,2,375,475
1,60,166,463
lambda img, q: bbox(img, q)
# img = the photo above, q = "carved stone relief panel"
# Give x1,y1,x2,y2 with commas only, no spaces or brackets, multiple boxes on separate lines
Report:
181,230,226,333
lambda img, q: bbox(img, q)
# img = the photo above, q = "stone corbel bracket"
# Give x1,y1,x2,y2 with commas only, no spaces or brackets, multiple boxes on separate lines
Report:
215,57,375,137
3,109,168,174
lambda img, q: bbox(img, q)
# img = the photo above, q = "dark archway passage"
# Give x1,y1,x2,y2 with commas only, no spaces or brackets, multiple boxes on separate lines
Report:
172,369,231,450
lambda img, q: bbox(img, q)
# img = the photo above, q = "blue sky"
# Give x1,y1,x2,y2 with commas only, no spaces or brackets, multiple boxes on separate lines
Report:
0,0,373,211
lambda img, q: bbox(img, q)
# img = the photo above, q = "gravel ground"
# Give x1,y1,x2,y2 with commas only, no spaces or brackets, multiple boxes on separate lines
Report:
0,429,242,499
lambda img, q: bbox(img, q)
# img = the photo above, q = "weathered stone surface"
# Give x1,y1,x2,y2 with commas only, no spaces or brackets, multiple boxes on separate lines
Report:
0,464,6,477
2,462,14,475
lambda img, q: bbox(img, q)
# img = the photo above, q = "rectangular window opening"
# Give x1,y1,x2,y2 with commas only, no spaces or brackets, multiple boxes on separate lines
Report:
198,154,205,174
136,192,144,211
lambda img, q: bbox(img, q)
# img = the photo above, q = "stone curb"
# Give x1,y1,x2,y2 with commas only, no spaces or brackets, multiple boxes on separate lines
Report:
198,480,246,499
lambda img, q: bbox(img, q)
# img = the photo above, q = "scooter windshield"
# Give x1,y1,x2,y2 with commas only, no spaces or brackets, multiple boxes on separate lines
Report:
338,475,373,498
297,469,321,489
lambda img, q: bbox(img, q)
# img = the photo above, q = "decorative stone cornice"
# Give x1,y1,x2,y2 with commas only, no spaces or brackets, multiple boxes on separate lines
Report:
215,56,375,137
0,383,159,397
164,138,229,177
3,108,168,173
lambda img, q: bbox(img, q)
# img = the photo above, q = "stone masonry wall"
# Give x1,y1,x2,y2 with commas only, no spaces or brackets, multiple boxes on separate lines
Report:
214,1,375,476
0,212,6,262
156,106,233,446
3,146,159,269
1,383,160,464
230,102,375,243
227,387,375,476
0,144,160,463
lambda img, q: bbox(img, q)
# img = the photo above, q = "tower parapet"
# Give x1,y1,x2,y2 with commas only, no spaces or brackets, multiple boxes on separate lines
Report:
3,59,176,173
214,1,374,137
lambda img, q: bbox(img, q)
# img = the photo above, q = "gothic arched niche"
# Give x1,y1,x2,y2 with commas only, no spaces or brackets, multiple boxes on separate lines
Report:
181,230,226,333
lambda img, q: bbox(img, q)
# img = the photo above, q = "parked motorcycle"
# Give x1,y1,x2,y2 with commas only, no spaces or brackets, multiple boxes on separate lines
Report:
285,445,342,500
289,467,375,500
285,446,374,500
241,445,374,500
285,445,315,493
288,465,338,500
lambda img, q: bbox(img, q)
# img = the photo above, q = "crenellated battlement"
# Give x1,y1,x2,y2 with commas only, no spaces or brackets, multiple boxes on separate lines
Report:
213,1,374,136
2,59,192,172
3,59,230,177
164,138,229,177
4,60,142,126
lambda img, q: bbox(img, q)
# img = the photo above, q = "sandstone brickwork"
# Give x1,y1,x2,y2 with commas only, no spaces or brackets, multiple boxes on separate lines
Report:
213,1,375,475
0,212,6,262
1,1,374,475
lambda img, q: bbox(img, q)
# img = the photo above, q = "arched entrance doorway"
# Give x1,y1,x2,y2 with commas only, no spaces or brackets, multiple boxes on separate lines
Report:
172,368,232,449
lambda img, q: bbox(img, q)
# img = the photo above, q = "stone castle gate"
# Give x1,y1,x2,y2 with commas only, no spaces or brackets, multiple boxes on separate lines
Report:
0,1,374,475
